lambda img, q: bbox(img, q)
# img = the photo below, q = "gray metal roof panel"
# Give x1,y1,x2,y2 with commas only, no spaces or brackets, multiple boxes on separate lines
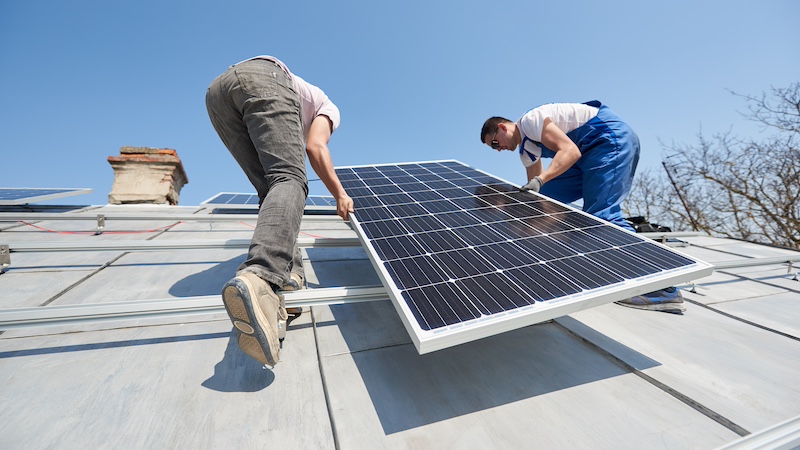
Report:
1,202,799,448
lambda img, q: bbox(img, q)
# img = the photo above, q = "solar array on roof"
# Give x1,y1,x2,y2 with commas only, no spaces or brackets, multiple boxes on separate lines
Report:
202,192,337,212
335,160,714,354
305,195,338,208
0,188,93,205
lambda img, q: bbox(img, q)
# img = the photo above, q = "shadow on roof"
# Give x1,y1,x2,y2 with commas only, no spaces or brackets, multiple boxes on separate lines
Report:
169,255,246,297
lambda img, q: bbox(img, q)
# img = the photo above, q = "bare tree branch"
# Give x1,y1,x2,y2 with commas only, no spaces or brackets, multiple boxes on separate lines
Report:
625,82,800,249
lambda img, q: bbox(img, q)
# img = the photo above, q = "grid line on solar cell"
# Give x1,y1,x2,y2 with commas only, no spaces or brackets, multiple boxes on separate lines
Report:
367,232,667,304
335,161,702,333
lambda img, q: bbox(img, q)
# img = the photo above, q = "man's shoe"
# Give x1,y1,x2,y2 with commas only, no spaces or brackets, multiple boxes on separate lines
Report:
615,286,686,314
221,272,284,366
281,273,305,315
282,273,305,291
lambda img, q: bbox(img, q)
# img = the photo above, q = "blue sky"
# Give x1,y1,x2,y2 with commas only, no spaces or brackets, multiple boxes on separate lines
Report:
1,0,798,206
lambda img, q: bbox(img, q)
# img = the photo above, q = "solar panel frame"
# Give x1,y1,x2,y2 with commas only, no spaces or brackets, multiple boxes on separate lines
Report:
0,188,93,205
335,160,714,354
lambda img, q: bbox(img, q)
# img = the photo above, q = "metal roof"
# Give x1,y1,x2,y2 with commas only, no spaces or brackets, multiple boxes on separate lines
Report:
1,202,799,449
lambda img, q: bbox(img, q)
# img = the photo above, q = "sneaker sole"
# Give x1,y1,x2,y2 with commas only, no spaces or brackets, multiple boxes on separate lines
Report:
222,277,281,366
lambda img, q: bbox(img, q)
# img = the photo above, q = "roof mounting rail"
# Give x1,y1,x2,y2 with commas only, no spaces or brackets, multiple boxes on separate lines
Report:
0,237,362,272
0,285,388,330
0,212,345,223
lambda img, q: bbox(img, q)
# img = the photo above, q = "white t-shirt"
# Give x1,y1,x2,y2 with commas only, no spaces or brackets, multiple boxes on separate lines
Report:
517,103,599,167
236,56,341,142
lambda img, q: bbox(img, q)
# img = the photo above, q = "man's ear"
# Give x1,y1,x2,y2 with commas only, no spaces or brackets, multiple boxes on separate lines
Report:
498,122,508,132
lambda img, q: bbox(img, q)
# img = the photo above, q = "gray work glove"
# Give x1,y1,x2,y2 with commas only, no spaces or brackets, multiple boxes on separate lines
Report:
520,176,544,193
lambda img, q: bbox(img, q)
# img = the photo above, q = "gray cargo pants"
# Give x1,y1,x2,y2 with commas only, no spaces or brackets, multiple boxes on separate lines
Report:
205,59,306,287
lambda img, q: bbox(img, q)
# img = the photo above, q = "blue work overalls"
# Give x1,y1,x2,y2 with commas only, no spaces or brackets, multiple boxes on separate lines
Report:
520,100,640,232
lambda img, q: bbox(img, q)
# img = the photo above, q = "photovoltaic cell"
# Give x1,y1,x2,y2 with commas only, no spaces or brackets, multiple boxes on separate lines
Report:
335,160,714,354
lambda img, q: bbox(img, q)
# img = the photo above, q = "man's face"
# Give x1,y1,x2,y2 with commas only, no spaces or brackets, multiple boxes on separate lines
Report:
485,124,515,151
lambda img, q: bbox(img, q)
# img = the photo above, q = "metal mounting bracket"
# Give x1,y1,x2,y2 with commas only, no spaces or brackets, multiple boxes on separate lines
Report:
95,215,105,235
0,244,9,274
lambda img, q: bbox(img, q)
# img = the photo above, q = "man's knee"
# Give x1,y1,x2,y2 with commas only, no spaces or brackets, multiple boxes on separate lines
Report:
265,174,309,197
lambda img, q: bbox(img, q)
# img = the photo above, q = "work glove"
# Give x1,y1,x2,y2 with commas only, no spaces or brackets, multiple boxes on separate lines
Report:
520,176,544,193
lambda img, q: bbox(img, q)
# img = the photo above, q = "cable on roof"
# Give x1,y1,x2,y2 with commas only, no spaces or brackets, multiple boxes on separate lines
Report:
237,221,332,240
17,221,182,235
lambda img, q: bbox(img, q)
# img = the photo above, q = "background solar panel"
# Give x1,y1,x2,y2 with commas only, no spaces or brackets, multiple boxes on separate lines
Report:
335,160,714,354
0,188,92,205
202,193,260,206
202,192,337,213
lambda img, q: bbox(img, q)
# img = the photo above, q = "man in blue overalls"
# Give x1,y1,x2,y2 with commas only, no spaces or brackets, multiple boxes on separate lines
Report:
480,101,685,313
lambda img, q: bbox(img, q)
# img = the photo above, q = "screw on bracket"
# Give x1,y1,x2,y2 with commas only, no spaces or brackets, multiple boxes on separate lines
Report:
95,215,105,235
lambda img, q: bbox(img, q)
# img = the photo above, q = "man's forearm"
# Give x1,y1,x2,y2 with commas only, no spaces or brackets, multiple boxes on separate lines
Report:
540,147,580,183
307,146,346,198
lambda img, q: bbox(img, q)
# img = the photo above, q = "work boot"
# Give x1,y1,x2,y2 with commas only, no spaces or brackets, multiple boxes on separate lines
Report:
221,272,284,366
281,272,305,315
615,287,686,314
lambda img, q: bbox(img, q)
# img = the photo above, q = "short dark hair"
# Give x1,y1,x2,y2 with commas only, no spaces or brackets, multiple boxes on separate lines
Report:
480,116,512,143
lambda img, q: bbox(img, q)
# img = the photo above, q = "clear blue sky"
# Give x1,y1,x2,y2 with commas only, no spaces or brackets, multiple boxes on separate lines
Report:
2,0,798,206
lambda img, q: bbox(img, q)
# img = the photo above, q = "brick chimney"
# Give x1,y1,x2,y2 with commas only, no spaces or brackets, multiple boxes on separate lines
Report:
107,147,189,205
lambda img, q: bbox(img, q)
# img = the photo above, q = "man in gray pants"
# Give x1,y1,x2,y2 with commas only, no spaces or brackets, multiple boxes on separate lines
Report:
206,56,353,366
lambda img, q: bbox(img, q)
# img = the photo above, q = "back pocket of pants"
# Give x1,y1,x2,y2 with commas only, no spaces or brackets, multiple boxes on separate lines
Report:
235,68,278,99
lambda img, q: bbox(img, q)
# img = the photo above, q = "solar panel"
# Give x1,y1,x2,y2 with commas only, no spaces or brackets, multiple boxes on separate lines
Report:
0,188,93,205
202,192,337,213
334,160,714,354
201,192,261,207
